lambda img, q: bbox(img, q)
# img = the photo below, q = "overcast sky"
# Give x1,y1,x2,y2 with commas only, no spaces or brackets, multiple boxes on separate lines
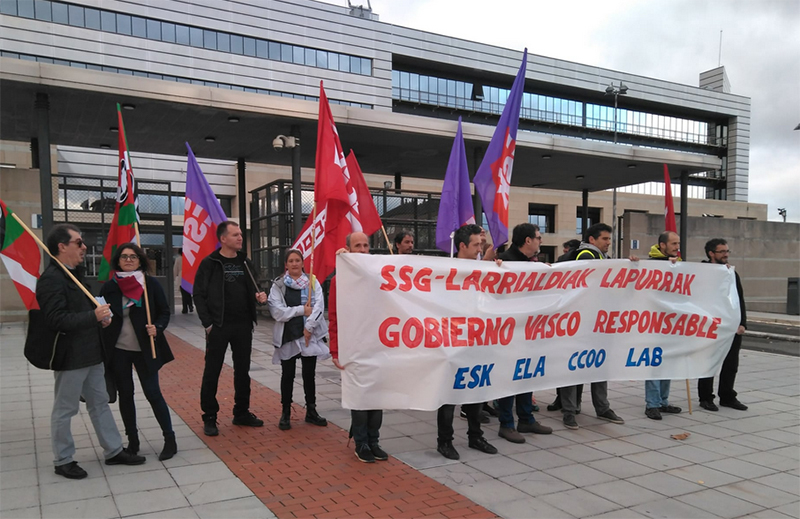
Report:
325,0,800,222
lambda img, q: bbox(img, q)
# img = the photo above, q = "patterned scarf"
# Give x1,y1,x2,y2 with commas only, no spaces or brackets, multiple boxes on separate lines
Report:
114,270,145,307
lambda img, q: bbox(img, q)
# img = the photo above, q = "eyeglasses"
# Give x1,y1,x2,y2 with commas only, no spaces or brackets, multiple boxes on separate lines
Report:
68,239,84,247
713,249,731,254
120,254,140,261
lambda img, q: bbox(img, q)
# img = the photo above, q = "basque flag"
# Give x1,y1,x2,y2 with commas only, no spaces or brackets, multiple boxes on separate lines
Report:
473,49,528,249
436,117,475,253
181,143,227,294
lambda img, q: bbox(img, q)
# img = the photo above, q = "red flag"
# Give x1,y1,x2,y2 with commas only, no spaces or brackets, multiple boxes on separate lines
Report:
344,151,382,236
663,164,677,233
0,199,41,310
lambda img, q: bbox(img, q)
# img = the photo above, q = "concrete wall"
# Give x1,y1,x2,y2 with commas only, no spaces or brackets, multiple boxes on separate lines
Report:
621,212,800,313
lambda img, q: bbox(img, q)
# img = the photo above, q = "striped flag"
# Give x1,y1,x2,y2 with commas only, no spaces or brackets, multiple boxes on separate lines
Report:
0,199,41,310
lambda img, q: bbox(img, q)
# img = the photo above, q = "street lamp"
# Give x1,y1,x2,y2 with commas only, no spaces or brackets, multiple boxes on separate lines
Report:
778,208,787,222
604,82,629,258
273,130,302,239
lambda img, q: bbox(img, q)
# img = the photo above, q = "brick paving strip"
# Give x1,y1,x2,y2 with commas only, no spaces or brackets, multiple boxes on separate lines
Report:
160,332,498,519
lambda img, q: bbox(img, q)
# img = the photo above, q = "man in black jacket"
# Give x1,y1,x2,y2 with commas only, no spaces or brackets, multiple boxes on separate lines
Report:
37,224,145,480
698,238,748,411
194,221,267,436
495,223,553,443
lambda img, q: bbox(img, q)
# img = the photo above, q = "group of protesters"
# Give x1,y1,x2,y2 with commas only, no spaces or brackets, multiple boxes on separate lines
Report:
37,217,747,477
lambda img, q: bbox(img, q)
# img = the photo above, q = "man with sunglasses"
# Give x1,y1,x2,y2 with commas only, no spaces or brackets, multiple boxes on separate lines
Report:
36,224,145,480
698,239,748,411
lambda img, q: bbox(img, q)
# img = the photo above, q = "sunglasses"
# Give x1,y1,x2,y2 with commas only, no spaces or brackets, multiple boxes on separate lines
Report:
120,254,140,261
68,238,84,247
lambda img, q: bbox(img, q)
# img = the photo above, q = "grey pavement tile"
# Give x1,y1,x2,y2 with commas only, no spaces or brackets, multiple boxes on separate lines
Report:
752,472,800,495
553,427,616,443
586,456,656,479
626,471,706,497
393,448,459,470
0,467,38,490
705,458,778,479
585,479,664,508
630,496,721,518
519,431,576,449
125,507,200,518
486,496,576,518
465,456,532,478
115,487,190,516
452,478,529,506
0,484,39,511
544,463,617,487
727,433,789,451
621,433,682,451
180,478,253,506
685,423,743,439
160,448,224,469
589,438,649,456
107,468,178,494
773,501,800,518
377,435,428,454
39,477,111,505
549,443,613,463
622,450,694,471
41,496,119,519
665,463,743,487
755,428,800,445
690,439,758,458
167,461,235,486
715,480,798,509
0,453,36,472
514,449,575,470
657,443,728,464
586,509,649,518
500,470,575,497
0,506,41,519
422,462,495,488
739,450,800,472
373,425,404,439
676,488,764,518
745,510,795,519
389,420,439,436
540,487,622,517
723,416,795,435
193,496,275,519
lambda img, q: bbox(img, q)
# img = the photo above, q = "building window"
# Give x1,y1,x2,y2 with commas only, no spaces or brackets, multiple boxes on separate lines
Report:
528,204,556,233
576,207,601,236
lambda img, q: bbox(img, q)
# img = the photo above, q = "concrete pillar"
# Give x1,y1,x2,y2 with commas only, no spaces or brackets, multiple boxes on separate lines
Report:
237,158,247,253
291,125,302,240
35,93,53,238
581,189,589,238
680,170,689,258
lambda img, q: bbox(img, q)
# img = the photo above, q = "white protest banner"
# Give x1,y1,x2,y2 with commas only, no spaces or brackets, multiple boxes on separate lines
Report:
336,254,740,411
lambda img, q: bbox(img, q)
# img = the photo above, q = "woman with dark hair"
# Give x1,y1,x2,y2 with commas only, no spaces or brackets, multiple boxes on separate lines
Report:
267,249,329,431
99,243,177,461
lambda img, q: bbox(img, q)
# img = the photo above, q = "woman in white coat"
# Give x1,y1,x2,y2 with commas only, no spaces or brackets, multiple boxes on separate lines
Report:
268,249,330,430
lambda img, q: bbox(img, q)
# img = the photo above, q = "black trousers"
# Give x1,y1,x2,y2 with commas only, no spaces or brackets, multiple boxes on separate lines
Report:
200,323,253,420
437,403,483,444
699,334,742,402
112,349,173,437
351,410,382,446
280,353,317,407
180,288,193,312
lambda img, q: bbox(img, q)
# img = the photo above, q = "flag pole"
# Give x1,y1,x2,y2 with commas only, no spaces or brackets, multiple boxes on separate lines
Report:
685,379,693,414
133,222,157,359
309,201,317,291
9,212,100,307
449,231,455,258
381,225,394,255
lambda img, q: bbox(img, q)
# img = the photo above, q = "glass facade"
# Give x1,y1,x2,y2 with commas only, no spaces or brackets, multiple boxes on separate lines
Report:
392,69,713,148
2,0,372,76
0,51,373,109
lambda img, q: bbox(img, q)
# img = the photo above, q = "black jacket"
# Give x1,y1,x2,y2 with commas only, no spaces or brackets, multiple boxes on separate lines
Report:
193,249,262,328
498,244,531,262
100,275,174,376
35,263,103,371
702,260,747,328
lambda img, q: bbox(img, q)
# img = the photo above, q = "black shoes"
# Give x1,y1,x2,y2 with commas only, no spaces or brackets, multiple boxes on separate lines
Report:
305,406,328,427
355,443,375,463
232,412,264,427
720,399,748,411
645,408,662,420
547,398,562,412
125,434,140,455
54,461,87,479
369,443,389,461
106,449,146,466
597,409,625,424
700,400,719,412
468,436,498,454
563,413,579,430
517,421,553,434
660,405,682,414
203,417,219,436
279,407,291,431
159,433,178,461
437,441,460,460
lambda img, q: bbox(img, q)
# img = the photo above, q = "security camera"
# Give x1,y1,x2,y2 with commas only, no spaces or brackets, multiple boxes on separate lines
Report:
272,135,297,150
273,136,285,150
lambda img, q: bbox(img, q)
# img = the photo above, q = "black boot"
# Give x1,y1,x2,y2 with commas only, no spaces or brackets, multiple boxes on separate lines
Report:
159,432,177,461
305,405,327,427
126,434,140,455
279,405,291,430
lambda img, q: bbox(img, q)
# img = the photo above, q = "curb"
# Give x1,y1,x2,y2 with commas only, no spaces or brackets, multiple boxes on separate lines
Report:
745,330,800,343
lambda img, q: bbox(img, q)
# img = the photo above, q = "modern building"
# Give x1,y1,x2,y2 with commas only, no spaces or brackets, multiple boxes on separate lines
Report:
3,0,790,320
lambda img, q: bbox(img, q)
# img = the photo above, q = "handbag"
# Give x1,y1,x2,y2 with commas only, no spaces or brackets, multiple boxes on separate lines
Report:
24,309,67,370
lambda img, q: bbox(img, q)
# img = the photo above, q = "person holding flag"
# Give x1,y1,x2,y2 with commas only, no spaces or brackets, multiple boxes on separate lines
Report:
100,243,177,461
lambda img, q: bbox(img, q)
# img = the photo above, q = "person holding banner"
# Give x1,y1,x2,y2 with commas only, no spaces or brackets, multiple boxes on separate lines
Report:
559,223,626,430
496,223,553,443
268,248,330,431
436,224,499,460
100,243,177,461
194,221,268,436
37,224,145,479
644,231,683,420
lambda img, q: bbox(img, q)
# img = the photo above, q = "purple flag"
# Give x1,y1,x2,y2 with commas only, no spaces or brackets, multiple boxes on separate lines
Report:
181,142,228,294
473,49,528,249
436,117,476,253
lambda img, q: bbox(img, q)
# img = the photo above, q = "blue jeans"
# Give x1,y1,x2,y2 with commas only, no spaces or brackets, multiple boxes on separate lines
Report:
497,393,535,429
645,380,671,409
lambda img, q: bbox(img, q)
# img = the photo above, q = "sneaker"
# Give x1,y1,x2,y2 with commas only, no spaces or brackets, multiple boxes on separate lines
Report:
563,413,579,430
645,407,662,420
437,441,460,460
517,421,553,434
203,418,219,436
659,405,682,414
54,461,87,479
720,399,748,411
699,400,719,412
232,412,264,427
369,443,389,461
106,449,146,466
498,427,526,443
355,444,375,463
597,409,625,424
468,436,498,454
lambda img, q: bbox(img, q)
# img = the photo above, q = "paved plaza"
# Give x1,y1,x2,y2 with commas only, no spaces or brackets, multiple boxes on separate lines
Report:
1,312,798,518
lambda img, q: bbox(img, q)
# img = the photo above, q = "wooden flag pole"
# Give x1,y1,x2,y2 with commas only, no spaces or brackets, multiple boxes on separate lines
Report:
381,225,394,255
685,379,693,414
10,212,100,308
309,201,317,291
133,222,157,359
